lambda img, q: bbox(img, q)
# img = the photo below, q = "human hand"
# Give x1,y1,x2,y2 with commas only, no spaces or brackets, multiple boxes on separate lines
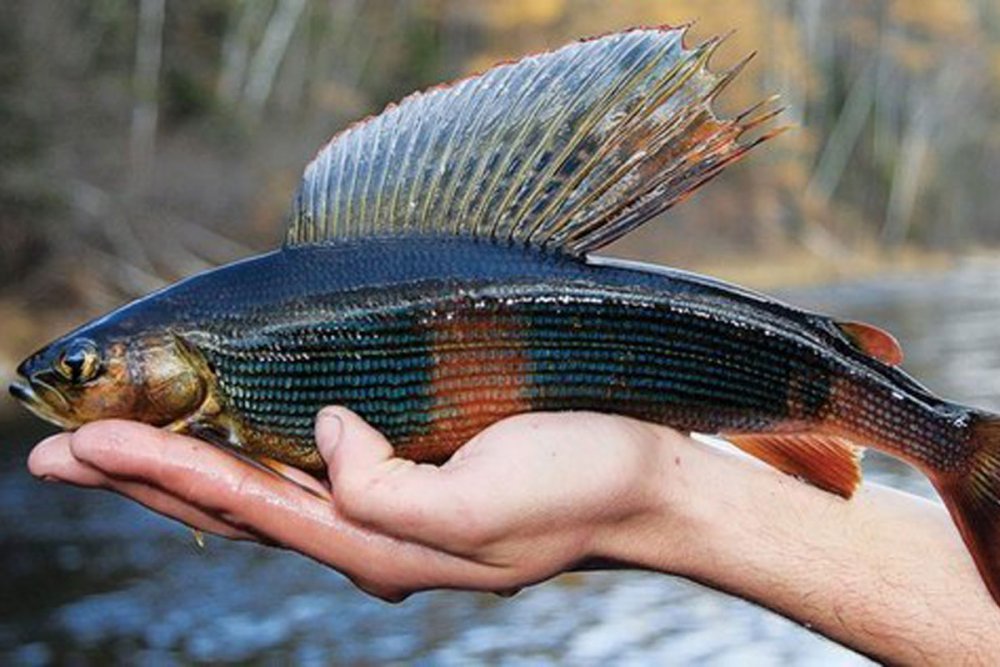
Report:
26,408,686,601
26,408,1000,663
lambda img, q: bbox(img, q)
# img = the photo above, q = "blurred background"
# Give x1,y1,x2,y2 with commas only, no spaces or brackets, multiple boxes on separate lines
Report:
2,0,1000,664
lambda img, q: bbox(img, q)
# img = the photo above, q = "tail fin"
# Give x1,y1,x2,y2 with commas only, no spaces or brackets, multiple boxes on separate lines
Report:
933,415,1000,603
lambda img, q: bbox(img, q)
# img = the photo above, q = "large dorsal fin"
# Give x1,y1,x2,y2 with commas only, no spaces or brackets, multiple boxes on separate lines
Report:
285,27,782,255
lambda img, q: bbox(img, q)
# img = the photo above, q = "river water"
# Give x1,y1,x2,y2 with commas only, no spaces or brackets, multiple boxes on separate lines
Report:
3,259,999,665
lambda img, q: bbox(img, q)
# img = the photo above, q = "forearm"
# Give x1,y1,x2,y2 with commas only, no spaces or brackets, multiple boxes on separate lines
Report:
598,430,1000,664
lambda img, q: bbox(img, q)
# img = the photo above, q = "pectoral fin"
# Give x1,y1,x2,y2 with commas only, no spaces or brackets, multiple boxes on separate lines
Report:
724,431,865,498
167,413,327,501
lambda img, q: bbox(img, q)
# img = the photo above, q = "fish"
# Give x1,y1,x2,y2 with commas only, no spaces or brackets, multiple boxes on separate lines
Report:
11,26,1000,604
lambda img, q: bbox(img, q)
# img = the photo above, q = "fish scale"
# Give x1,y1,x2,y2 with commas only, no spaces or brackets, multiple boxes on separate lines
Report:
181,263,860,467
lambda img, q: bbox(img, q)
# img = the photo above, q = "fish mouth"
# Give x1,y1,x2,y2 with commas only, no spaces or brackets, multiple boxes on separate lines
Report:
8,376,78,429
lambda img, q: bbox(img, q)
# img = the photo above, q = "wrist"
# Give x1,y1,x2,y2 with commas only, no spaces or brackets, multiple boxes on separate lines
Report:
587,425,721,576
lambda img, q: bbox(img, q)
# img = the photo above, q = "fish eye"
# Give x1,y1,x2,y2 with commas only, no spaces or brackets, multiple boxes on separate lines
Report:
54,339,102,384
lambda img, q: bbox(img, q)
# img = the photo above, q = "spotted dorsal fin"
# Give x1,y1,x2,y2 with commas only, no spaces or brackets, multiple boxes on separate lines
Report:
285,27,782,255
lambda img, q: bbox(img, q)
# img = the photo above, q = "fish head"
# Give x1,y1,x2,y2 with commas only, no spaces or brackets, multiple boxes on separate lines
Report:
10,328,209,430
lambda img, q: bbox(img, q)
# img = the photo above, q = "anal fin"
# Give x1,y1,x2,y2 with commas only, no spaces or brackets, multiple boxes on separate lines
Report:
724,431,865,499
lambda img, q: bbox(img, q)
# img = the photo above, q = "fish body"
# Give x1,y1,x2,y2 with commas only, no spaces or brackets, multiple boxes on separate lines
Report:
51,236,969,480
12,27,1000,604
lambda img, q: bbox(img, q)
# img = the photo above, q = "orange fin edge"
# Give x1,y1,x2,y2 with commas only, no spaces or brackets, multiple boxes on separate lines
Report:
836,320,904,366
724,432,865,499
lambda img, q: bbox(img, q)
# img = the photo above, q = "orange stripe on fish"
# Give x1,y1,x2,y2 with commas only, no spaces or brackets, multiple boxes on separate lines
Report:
395,312,532,463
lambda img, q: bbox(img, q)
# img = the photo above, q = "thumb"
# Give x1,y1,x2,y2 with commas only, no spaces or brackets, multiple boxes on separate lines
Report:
316,407,475,549
317,406,395,483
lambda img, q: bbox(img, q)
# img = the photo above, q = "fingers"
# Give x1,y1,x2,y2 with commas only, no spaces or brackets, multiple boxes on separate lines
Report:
59,420,488,590
28,417,528,600
29,433,106,485
66,421,331,541
28,433,255,540
317,407,394,481
319,407,490,554
108,478,260,541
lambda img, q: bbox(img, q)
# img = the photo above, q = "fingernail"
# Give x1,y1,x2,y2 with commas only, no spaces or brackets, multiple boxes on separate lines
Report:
37,434,64,448
316,411,343,462
27,435,66,479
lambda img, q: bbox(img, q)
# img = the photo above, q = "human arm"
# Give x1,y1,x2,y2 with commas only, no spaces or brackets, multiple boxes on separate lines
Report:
26,409,1000,663
607,433,1000,665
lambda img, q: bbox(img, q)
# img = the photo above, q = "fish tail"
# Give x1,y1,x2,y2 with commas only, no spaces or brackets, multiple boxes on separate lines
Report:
933,414,1000,602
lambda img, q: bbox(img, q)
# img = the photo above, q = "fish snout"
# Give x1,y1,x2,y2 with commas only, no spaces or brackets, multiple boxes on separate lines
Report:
9,356,36,404
7,372,76,428
9,379,31,402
